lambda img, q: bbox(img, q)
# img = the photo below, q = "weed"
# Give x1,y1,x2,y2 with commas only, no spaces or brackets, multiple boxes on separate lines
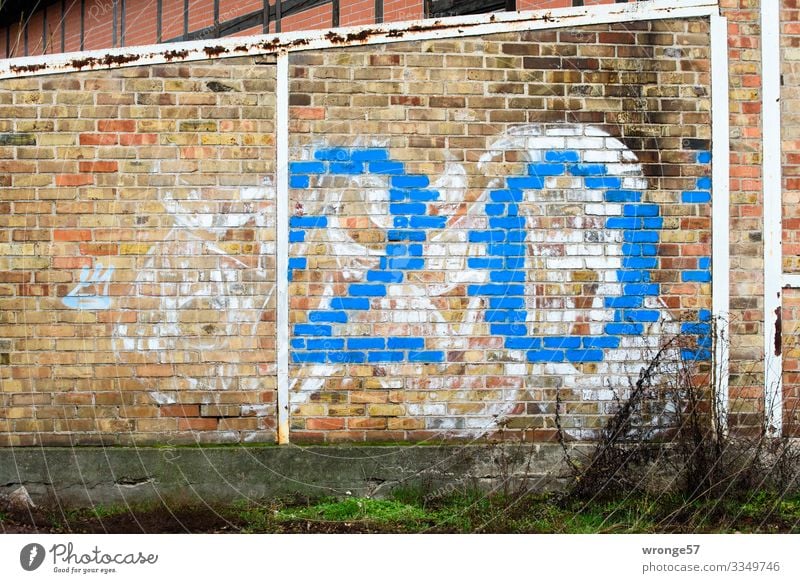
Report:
552,328,800,534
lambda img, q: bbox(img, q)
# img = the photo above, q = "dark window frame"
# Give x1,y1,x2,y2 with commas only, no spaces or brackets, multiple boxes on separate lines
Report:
425,0,515,19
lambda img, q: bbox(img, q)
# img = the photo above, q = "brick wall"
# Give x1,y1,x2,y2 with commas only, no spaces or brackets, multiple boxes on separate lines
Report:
783,0,800,434
124,1,160,48
783,289,800,434
84,1,114,51
341,0,376,27
715,0,764,429
63,5,82,53
44,4,61,54
0,16,717,446
383,0,424,21
4,2,796,444
784,0,800,276
26,12,43,56
0,59,278,446
282,3,334,31
286,19,713,443
162,0,186,42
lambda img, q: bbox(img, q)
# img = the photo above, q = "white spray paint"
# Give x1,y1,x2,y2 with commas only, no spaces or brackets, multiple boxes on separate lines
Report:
290,124,678,438
112,179,277,397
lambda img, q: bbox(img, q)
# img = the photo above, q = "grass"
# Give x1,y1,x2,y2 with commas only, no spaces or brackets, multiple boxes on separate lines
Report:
278,498,429,522
3,489,799,533
226,488,800,534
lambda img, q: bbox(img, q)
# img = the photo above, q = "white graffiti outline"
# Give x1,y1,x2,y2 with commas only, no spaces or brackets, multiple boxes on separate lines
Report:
289,124,678,437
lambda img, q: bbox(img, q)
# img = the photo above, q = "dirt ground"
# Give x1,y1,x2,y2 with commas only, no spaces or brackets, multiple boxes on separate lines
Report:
0,505,416,534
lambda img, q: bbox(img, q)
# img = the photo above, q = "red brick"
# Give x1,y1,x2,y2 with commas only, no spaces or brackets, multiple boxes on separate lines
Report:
18,284,50,296
119,133,158,146
55,174,94,187
306,418,345,430
290,107,326,120
160,404,200,417
391,95,423,106
79,161,119,173
53,229,92,241
178,418,219,431
79,133,118,145
179,146,216,159
348,418,388,429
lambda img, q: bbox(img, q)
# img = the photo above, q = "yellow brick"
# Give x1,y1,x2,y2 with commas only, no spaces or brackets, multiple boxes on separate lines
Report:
120,243,152,255
201,134,239,145
367,404,405,417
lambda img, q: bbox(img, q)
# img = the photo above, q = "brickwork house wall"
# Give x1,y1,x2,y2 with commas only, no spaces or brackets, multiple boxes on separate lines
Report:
0,0,796,445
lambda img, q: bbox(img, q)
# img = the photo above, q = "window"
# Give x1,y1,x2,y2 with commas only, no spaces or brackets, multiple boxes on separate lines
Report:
425,0,515,19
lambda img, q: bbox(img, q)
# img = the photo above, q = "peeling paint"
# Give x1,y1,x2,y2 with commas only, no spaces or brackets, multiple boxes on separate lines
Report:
8,63,48,74
202,46,228,57
66,53,140,71
164,50,190,60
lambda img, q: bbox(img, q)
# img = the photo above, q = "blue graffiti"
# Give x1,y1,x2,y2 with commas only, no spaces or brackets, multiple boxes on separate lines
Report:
289,147,712,365
62,263,115,310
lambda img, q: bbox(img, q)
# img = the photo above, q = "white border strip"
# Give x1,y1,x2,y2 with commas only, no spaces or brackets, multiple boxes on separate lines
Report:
276,52,290,445
0,0,719,79
711,12,731,436
762,0,783,437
